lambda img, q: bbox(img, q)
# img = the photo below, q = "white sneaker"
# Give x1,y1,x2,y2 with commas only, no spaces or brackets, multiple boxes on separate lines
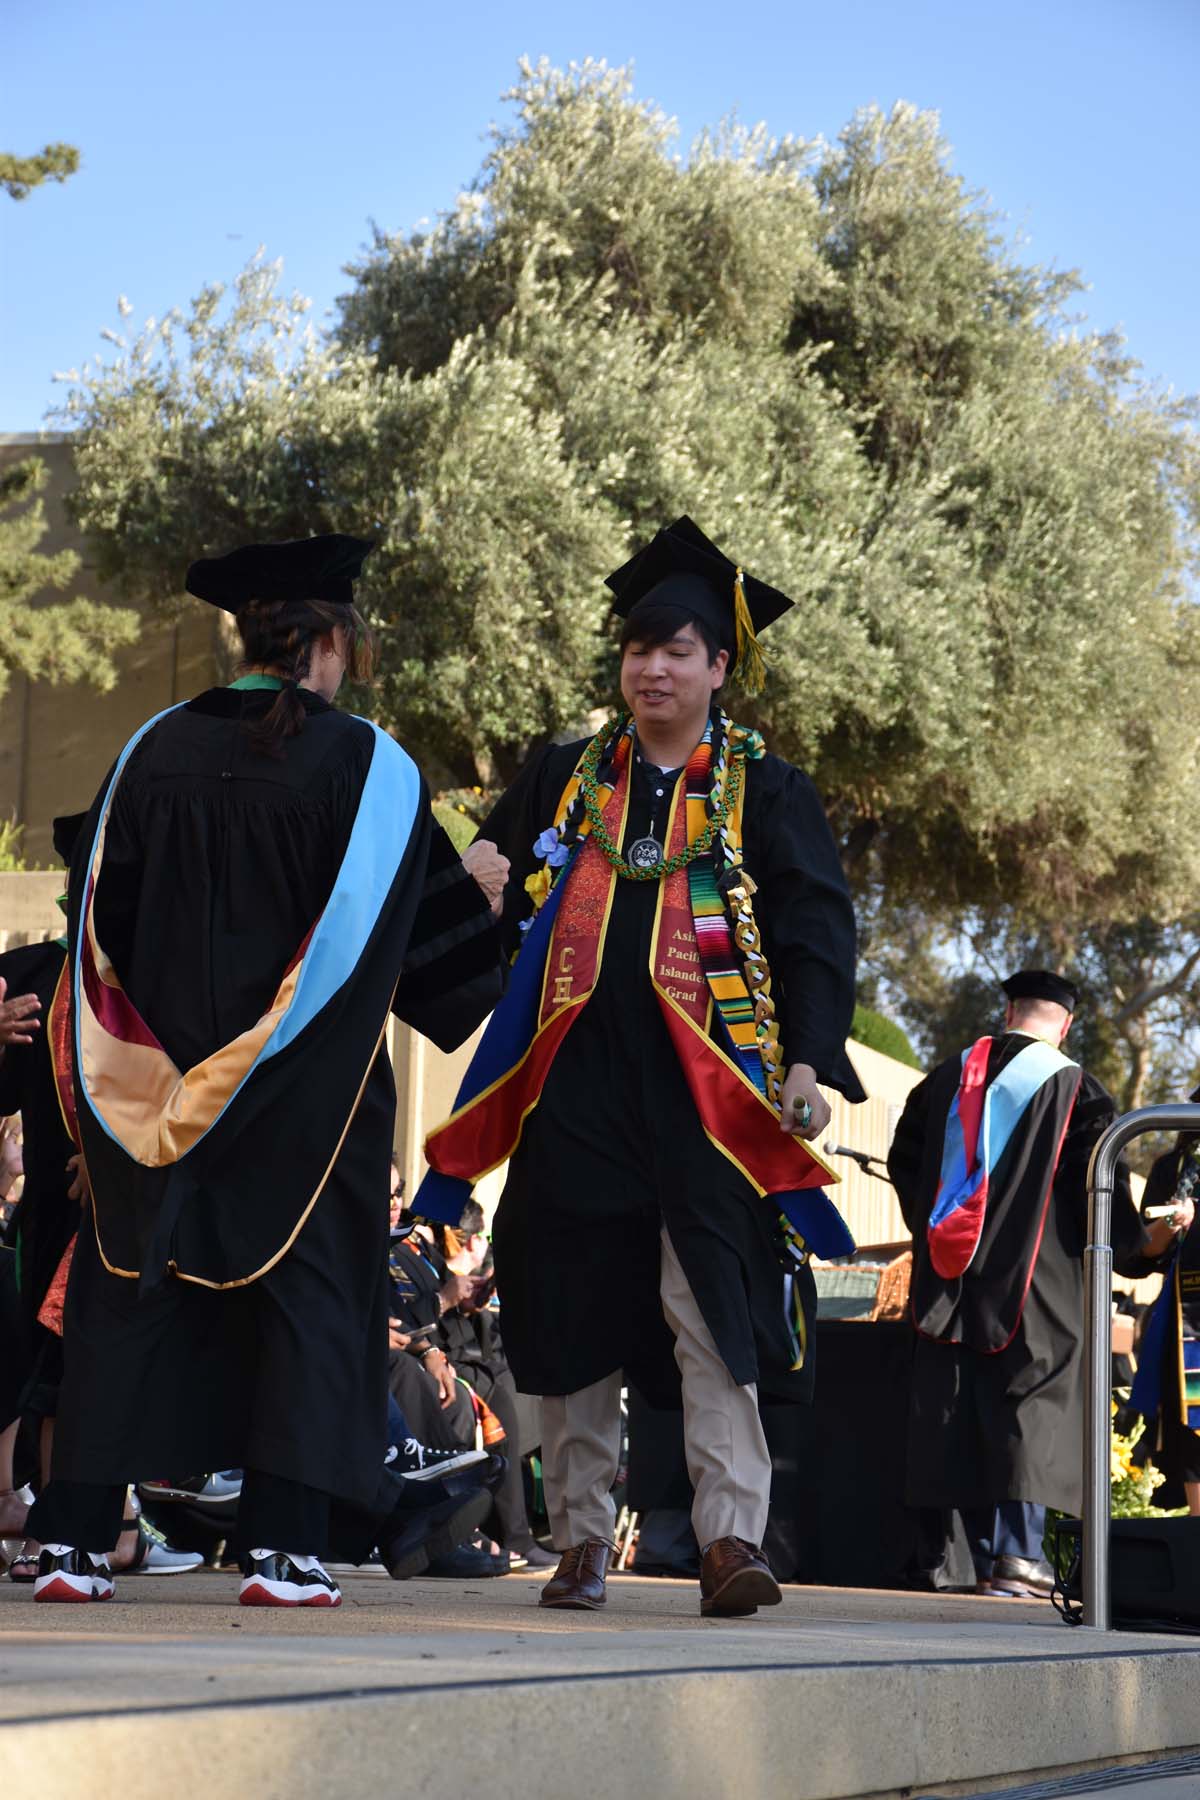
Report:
33,1546,114,1604
238,1549,341,1608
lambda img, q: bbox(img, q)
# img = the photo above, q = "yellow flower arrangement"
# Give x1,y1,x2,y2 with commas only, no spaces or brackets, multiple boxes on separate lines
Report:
1110,1402,1169,1518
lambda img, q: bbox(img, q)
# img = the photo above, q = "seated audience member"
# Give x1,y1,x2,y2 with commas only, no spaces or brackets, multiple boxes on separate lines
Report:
388,1188,552,1570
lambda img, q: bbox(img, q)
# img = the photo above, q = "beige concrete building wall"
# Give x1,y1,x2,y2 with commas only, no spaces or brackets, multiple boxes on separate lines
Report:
0,434,223,868
0,871,63,951
826,1039,922,1246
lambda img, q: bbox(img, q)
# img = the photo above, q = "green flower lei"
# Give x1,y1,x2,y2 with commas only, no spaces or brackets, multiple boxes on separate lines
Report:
578,710,747,882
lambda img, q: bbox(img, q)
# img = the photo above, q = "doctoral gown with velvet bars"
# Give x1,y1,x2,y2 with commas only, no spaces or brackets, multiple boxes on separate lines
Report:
477,738,863,1409
51,686,502,1517
888,1033,1161,1515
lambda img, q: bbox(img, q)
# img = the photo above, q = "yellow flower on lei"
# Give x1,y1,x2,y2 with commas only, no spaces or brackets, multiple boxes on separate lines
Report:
524,865,553,910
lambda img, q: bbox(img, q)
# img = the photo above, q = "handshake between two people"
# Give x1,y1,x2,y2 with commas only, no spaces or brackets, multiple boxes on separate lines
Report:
461,839,510,919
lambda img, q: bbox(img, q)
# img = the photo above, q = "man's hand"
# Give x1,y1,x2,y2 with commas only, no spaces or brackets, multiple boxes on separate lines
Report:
438,1272,477,1313
0,1125,22,1200
779,1063,831,1142
387,1318,412,1352
420,1346,459,1409
66,1152,90,1205
461,839,510,918
0,977,41,1048
1144,1196,1196,1256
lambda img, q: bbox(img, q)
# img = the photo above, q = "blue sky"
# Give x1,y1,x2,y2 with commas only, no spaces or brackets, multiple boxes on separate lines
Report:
4,0,1197,431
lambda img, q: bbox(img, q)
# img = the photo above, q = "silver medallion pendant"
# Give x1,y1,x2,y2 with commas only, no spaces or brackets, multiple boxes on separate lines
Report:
627,835,665,872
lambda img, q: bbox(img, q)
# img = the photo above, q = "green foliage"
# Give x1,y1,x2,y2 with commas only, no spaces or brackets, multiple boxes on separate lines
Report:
850,1003,921,1068
432,799,478,853
1110,1413,1181,1519
56,59,1200,927
0,456,139,703
0,818,27,873
859,899,1200,1117
1,143,80,201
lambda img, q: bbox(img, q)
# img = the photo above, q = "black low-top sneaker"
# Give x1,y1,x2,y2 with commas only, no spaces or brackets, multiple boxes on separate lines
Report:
238,1550,342,1608
33,1546,114,1604
387,1437,490,1482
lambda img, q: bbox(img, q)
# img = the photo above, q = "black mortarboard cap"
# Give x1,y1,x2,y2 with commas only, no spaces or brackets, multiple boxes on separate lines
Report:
606,517,793,695
52,813,86,867
184,533,374,615
1001,969,1078,1012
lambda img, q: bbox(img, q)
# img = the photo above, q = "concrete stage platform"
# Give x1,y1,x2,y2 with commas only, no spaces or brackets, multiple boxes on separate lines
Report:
2,1570,1199,1799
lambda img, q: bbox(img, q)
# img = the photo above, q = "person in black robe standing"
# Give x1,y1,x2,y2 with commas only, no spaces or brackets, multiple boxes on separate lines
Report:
1128,1108,1200,1509
27,534,509,1607
888,969,1184,1597
418,517,864,1617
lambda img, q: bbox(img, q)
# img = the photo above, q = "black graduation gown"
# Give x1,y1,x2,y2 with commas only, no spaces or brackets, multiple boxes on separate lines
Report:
1140,1144,1200,1484
0,940,77,1411
478,736,862,1408
889,1033,1159,1515
51,687,502,1520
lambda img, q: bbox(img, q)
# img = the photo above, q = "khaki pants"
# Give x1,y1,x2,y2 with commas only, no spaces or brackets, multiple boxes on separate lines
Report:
540,1226,773,1552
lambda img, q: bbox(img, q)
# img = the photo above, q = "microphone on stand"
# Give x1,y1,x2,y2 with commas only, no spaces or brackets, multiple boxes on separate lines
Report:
824,1142,894,1184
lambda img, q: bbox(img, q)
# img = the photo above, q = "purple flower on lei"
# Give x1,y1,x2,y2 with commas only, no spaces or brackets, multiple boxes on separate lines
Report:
533,827,571,868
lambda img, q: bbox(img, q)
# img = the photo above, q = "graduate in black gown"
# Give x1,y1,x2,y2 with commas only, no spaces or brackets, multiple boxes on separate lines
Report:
418,517,864,1617
888,969,1182,1597
1128,1110,1200,1510
28,535,509,1607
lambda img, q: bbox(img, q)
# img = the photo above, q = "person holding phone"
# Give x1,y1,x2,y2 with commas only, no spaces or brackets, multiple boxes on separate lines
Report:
1129,1100,1200,1512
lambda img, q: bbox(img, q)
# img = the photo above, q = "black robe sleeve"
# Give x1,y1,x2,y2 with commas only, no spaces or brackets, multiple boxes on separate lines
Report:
1144,1144,1186,1212
473,742,583,963
89,749,142,987
887,1067,938,1234
0,959,33,1114
389,1240,442,1331
1057,1070,1169,1278
391,816,506,1053
747,756,865,1102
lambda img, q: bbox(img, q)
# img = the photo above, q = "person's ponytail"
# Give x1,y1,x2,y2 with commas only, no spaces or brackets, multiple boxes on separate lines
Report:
234,597,375,756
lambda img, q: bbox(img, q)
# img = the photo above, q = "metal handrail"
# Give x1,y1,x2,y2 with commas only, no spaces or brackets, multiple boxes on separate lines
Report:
1083,1101,1200,1629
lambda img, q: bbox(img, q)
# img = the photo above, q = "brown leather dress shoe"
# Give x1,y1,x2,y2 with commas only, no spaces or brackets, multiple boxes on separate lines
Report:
699,1537,782,1617
538,1539,612,1610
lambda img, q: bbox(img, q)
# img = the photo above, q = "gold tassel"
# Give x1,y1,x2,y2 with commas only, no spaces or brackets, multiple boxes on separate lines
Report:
732,567,768,697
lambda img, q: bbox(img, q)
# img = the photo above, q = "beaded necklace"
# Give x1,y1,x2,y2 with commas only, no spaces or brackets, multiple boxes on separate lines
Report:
578,710,745,883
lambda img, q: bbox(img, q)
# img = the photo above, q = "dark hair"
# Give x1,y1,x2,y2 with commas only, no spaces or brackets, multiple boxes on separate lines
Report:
618,600,726,667
458,1199,486,1237
235,596,376,756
